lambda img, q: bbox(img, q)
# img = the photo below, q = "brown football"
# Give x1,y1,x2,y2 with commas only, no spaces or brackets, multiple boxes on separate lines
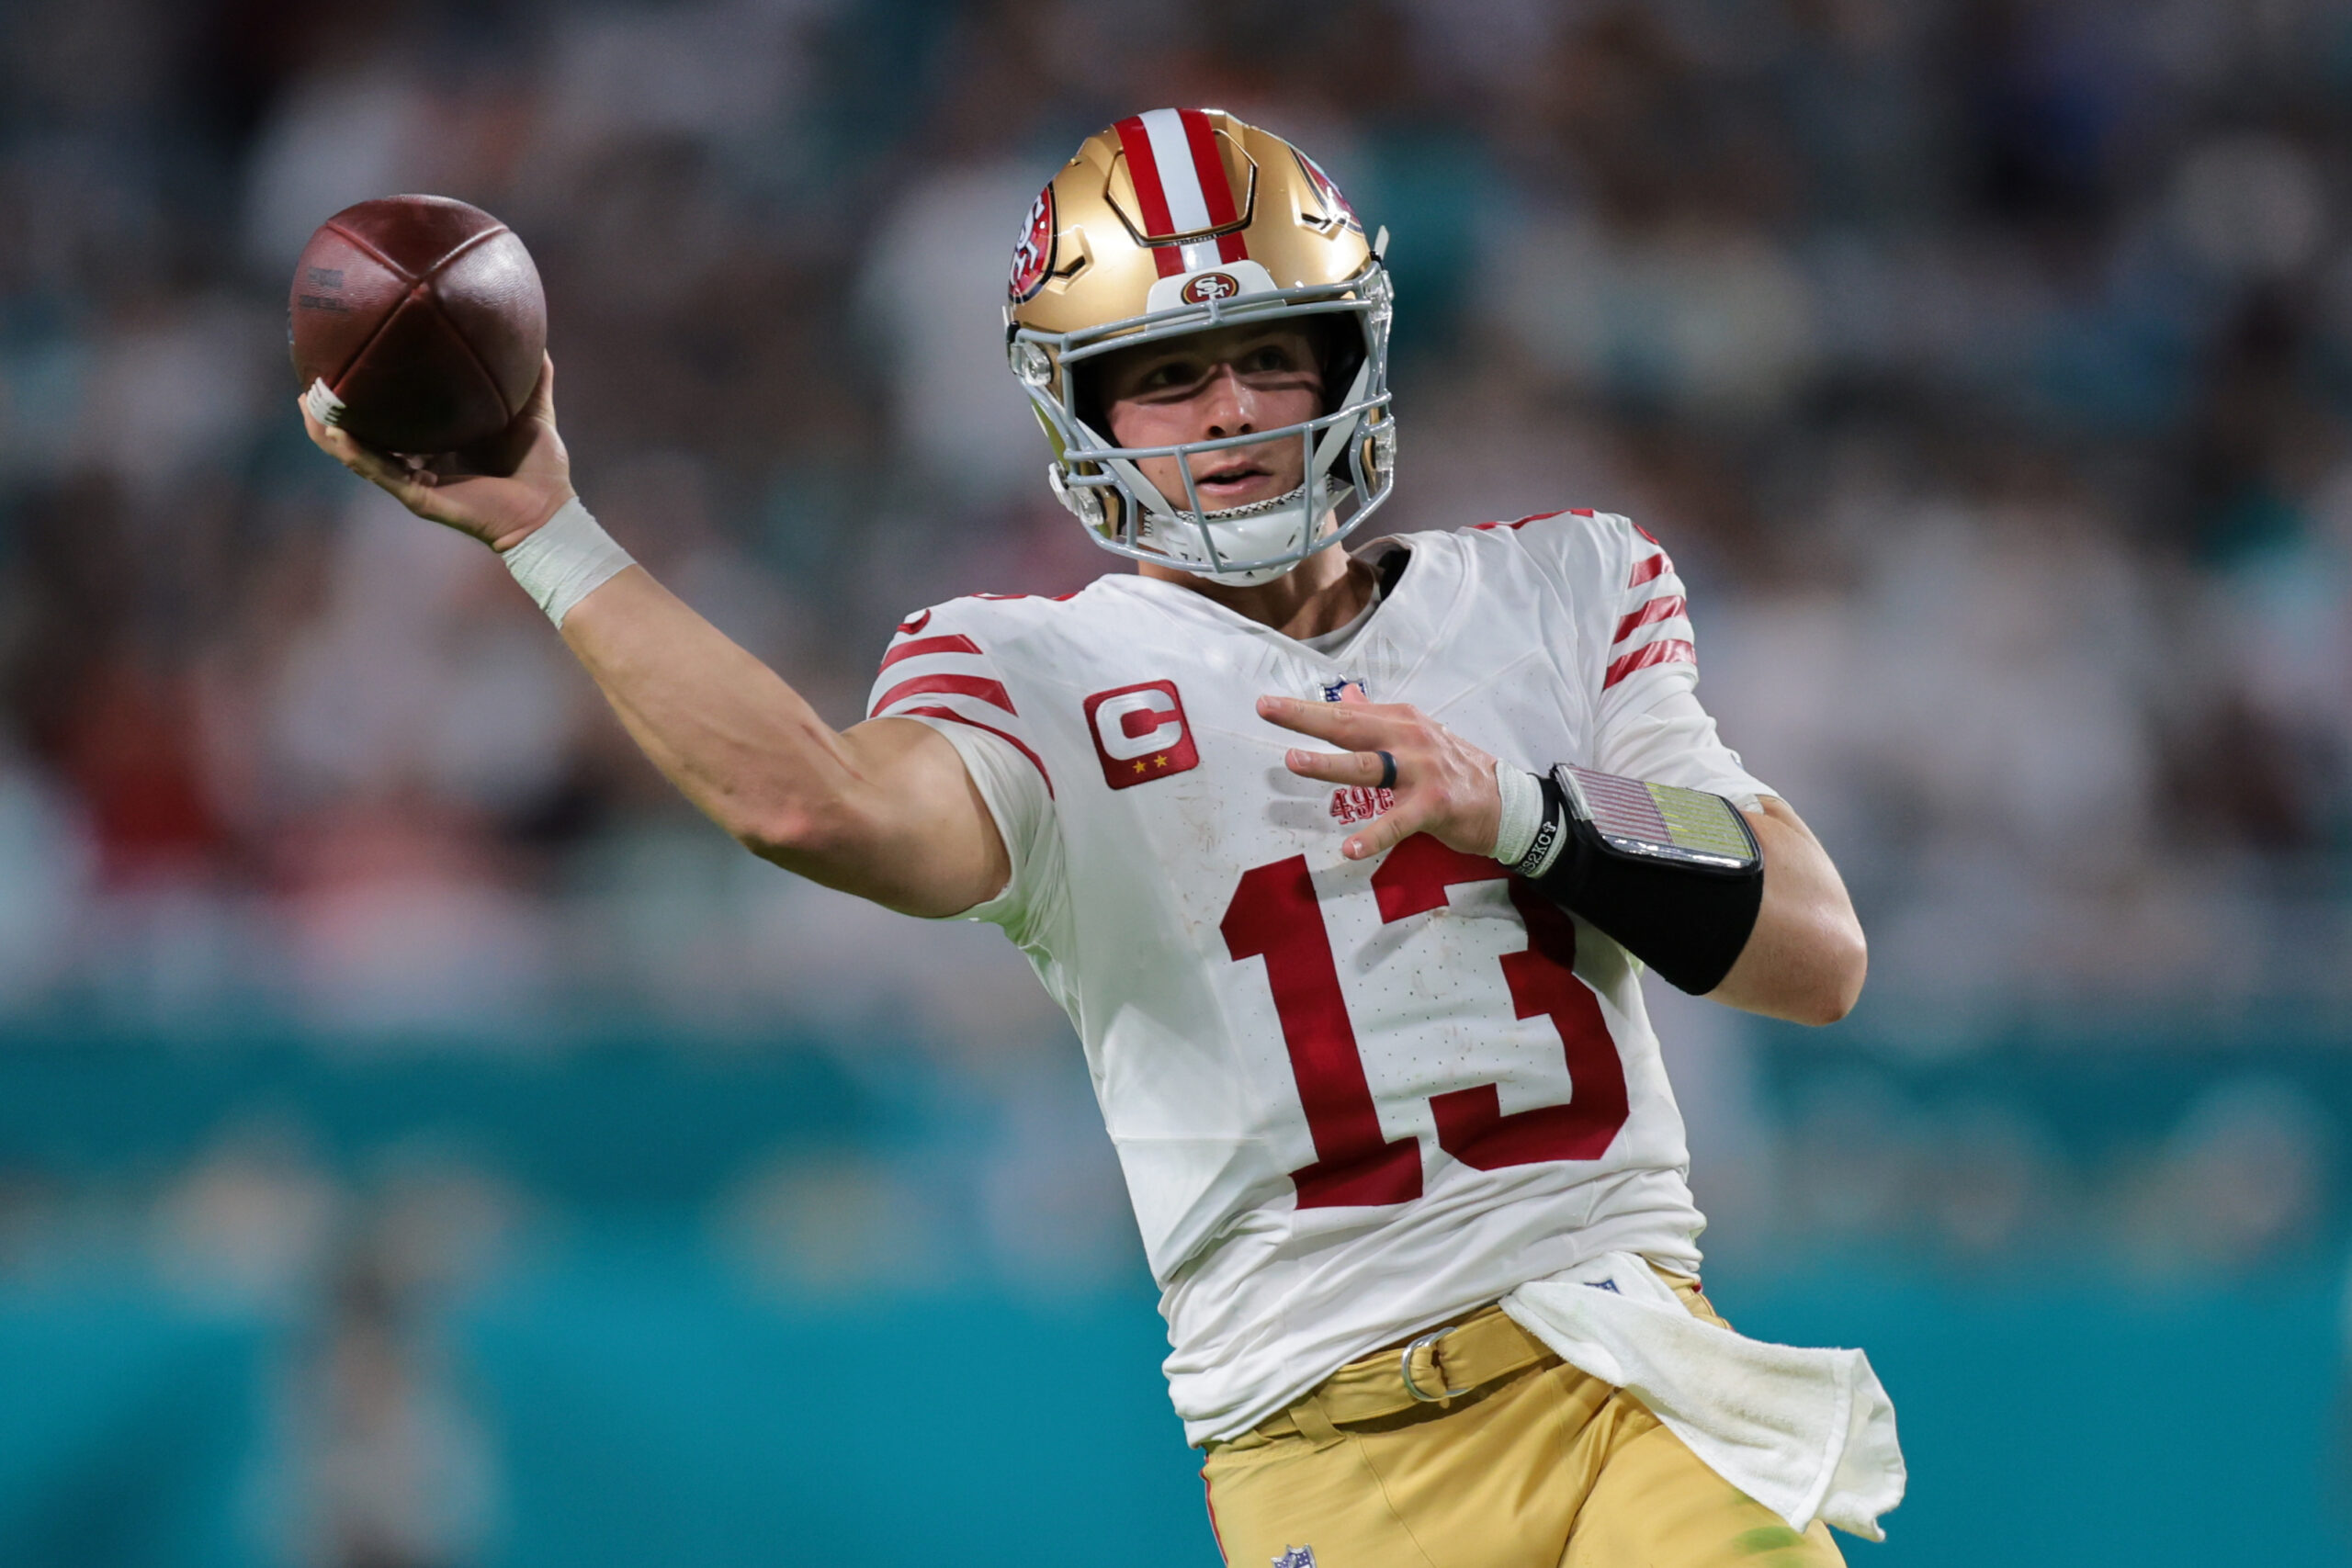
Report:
289,195,546,455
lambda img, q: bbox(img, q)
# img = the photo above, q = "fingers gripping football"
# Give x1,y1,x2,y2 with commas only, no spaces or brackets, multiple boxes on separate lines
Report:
1257,695,1503,862
298,352,576,552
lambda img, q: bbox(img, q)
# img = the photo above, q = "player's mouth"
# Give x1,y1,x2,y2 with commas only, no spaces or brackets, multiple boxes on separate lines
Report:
1189,456,1284,503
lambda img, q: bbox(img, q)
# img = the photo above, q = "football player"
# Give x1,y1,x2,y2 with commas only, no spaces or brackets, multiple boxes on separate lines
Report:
304,110,1890,1567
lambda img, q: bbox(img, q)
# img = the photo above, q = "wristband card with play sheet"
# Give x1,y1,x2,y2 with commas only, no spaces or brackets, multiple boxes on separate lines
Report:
1554,764,1759,873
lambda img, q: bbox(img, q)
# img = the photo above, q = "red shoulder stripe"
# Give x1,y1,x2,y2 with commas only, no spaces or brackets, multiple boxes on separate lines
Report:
1603,638,1695,690
877,633,983,672
896,706,1054,798
871,672,1017,717
1470,508,1594,532
1612,594,1687,645
1627,551,1675,588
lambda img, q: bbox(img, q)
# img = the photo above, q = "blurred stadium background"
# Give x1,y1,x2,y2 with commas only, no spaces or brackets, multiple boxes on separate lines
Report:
1,0,2349,1562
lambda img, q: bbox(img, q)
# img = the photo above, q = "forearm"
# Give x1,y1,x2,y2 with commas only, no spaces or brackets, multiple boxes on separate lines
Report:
1704,798,1867,1025
552,569,1003,914
1261,698,1866,1022
299,369,1004,916
559,568,865,855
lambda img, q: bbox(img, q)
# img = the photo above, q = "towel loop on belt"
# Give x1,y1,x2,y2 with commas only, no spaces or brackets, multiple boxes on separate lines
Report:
1400,1327,1470,1402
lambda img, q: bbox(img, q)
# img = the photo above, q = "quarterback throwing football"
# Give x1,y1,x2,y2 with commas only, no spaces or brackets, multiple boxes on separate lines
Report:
306,110,1904,1567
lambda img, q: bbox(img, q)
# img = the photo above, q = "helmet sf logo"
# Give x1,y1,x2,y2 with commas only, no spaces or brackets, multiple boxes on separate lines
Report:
1084,681,1200,789
1180,271,1239,303
1008,186,1056,303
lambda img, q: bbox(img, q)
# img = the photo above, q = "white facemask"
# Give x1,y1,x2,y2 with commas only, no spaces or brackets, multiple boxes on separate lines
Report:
1022,269,1397,582
1131,480,1340,586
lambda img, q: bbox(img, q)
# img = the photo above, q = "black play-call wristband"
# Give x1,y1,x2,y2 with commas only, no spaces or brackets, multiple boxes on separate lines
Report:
1520,764,1764,996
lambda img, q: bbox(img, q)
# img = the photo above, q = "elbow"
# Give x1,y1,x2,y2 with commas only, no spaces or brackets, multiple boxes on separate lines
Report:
1797,922,1868,1027
732,798,854,867
1798,983,1860,1029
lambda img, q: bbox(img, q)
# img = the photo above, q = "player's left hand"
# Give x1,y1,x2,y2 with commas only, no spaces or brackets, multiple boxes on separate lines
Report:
1258,694,1502,862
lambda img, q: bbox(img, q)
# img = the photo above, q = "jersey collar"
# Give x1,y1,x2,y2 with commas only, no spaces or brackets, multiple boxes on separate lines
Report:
1108,535,1422,661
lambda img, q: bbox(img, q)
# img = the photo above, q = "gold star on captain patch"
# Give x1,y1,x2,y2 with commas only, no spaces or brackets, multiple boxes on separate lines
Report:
1132,760,1147,774
1154,754,1169,768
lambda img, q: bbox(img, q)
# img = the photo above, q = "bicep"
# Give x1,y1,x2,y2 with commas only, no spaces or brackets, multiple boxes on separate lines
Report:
1745,797,1838,907
1593,682,1770,811
1708,796,1866,1024
786,716,1012,918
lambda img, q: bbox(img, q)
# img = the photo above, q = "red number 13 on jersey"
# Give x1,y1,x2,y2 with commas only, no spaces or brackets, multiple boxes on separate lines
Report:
1220,835,1631,1209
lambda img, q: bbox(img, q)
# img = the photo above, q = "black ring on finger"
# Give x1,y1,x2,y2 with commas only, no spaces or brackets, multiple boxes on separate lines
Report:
1374,750,1397,791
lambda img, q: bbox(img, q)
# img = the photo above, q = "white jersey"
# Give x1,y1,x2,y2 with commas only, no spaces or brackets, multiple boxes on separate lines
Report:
865,511,1774,1443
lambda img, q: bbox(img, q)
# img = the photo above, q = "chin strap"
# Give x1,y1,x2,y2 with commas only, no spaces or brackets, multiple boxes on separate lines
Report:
1311,358,1374,475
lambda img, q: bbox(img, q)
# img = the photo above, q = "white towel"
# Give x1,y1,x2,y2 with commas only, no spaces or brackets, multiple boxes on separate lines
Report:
1501,1252,1906,1540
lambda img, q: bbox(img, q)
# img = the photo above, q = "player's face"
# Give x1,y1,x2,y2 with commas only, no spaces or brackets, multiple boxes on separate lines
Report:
1096,324,1326,512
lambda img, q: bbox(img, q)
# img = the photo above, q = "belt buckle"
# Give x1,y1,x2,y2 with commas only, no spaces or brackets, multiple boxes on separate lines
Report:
1399,1326,1470,1403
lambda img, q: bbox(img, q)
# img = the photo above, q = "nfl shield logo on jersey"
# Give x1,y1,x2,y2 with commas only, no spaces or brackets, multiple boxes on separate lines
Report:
1272,1550,1317,1568
1084,680,1201,789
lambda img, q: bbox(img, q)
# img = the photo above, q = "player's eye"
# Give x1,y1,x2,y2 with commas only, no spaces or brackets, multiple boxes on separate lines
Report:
1141,359,1202,389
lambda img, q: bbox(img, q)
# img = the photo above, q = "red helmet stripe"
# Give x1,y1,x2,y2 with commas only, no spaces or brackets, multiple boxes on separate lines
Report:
1180,109,1240,227
1141,109,1214,233
1114,115,1185,277
1176,108,1252,265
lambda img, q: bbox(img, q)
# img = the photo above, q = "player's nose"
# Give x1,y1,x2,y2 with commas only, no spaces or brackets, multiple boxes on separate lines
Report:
1196,363,1258,439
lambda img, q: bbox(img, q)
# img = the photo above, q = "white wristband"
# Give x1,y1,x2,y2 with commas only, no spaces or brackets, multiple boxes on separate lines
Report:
501,497,633,626
1491,760,1544,864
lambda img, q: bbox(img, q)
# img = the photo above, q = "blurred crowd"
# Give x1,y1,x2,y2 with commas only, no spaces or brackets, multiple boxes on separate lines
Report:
7,6,2352,1559
4,0,2352,1033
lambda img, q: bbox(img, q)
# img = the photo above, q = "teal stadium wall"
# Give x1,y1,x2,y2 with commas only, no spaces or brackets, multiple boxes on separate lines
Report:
0,1030,2343,1567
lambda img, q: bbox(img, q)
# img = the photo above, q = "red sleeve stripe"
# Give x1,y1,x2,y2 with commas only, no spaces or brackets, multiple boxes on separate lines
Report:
871,672,1017,717
1627,551,1675,588
876,633,983,672
896,705,1054,798
1603,638,1695,690
1612,594,1687,645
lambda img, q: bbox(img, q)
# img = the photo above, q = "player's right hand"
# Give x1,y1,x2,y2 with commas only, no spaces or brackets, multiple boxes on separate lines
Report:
1259,694,1505,863
299,352,577,554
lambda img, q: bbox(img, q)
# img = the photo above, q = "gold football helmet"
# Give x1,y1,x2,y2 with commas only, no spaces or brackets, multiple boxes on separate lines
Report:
1005,108,1396,584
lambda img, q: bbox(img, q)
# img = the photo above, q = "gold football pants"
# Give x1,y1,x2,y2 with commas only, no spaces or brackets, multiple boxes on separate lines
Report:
1200,1276,1846,1568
